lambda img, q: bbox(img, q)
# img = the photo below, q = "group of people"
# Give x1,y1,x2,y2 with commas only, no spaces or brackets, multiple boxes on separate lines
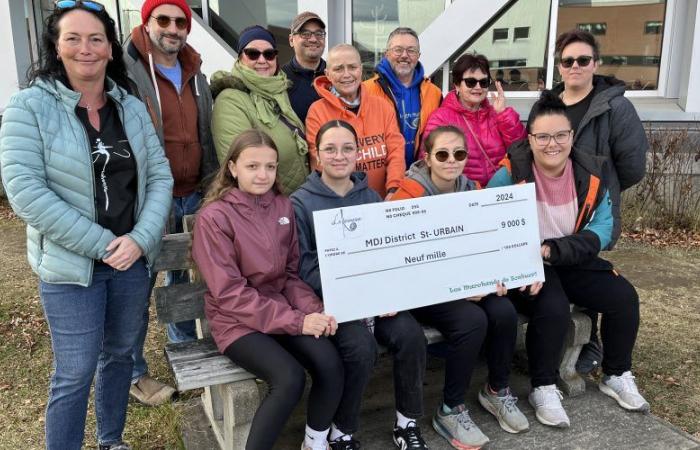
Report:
0,1,650,449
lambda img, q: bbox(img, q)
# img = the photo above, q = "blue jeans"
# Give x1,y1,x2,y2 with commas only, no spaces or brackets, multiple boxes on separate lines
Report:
132,192,200,382
40,259,150,450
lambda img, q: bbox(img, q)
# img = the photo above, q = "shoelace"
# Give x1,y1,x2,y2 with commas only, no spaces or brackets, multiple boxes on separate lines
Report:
454,407,477,431
330,436,361,450
497,390,519,413
614,372,641,395
535,386,564,408
401,422,425,448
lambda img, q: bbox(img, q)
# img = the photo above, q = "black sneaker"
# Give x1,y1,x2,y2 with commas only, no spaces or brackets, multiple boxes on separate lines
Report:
329,436,361,450
393,421,428,449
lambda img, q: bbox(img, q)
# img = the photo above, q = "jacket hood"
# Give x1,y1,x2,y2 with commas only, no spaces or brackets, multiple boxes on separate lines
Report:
312,76,368,112
443,90,495,121
376,57,425,90
552,74,626,103
297,171,372,199
128,25,202,77
209,68,246,99
405,159,476,195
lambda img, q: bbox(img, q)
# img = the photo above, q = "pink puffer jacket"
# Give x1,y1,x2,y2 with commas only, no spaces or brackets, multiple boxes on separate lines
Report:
420,91,526,185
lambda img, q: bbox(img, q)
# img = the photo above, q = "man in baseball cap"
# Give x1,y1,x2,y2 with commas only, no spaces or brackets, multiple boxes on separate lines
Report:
282,11,327,124
122,0,219,406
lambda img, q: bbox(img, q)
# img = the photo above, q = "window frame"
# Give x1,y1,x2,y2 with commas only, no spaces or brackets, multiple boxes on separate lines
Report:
492,27,509,42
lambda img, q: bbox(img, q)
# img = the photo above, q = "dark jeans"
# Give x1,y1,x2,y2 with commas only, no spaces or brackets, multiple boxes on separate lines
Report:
224,332,343,450
331,312,426,434
512,265,640,388
412,299,498,408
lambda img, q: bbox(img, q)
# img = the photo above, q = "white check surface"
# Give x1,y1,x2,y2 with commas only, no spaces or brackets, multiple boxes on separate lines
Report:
313,183,545,323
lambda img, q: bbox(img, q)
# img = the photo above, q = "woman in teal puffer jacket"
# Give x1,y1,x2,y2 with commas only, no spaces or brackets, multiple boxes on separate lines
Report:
0,3,172,450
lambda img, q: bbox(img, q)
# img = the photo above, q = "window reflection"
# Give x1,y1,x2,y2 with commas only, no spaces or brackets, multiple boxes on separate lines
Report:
557,0,667,91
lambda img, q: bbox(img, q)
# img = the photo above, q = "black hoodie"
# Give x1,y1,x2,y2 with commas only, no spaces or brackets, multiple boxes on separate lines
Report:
290,171,381,298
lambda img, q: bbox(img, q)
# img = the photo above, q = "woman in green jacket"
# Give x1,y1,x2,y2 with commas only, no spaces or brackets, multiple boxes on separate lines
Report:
211,25,310,195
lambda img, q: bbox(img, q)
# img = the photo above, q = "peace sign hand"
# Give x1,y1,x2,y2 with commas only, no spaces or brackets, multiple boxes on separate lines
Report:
489,81,507,114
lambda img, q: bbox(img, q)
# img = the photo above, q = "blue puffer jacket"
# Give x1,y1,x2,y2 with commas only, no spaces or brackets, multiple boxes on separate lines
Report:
0,77,173,286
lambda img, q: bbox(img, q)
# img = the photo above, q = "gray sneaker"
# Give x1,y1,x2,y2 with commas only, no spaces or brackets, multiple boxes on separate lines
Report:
528,385,570,428
432,403,489,449
478,385,529,434
599,371,650,412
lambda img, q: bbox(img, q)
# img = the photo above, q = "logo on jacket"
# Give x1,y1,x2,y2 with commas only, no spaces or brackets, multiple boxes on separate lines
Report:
278,216,290,225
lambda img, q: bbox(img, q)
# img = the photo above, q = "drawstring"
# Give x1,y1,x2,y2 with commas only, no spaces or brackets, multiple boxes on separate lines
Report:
147,52,162,113
194,75,200,97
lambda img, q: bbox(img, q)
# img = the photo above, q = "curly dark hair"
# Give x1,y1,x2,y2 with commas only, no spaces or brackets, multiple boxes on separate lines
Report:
451,53,490,87
28,2,129,90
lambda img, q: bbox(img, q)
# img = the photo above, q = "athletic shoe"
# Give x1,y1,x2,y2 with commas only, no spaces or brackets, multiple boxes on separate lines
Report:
99,443,131,450
432,404,489,450
393,420,428,449
528,385,570,428
599,371,650,412
478,385,529,433
302,441,330,450
576,339,603,375
328,436,360,450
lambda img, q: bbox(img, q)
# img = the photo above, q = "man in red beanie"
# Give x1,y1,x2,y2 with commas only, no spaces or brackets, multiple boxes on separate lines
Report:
123,0,218,406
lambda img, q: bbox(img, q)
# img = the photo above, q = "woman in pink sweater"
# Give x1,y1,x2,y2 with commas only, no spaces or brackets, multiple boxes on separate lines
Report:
421,53,526,185
191,129,343,450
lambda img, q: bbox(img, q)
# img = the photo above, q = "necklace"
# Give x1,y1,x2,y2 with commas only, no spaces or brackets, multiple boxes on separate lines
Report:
79,92,106,111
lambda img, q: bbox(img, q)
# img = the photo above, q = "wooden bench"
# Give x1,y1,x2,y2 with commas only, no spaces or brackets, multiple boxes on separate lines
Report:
153,222,591,450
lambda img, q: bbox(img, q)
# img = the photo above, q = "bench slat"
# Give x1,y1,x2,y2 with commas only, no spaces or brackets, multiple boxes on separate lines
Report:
155,282,207,323
165,338,220,364
152,233,193,272
171,356,256,391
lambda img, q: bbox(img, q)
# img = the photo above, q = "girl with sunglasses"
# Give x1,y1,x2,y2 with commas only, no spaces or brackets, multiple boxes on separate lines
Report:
488,90,648,428
552,29,648,375
292,120,429,450
392,126,531,448
191,129,343,450
421,53,526,187
0,2,173,449
211,25,310,195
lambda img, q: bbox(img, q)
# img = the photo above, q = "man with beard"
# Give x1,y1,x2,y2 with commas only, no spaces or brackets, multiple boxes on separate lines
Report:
123,0,218,406
363,27,442,167
282,11,327,124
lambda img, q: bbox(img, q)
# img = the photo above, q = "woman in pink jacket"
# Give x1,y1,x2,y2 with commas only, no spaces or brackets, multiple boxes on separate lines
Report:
421,53,526,186
191,129,343,450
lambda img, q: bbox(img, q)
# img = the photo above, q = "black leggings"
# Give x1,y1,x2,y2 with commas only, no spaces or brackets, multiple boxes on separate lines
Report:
224,332,344,450
512,265,640,387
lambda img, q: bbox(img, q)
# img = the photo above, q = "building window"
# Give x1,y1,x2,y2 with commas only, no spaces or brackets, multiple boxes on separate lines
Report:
577,22,607,36
514,26,530,40
645,21,663,34
493,28,509,42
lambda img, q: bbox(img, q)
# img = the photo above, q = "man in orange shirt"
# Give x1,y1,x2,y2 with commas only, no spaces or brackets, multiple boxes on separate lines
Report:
306,44,406,198
363,27,442,167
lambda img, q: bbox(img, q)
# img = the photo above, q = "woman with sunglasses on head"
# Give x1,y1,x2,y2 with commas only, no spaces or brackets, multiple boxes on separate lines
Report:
488,90,648,428
211,25,310,195
292,120,429,450
191,129,343,450
0,2,173,449
393,126,531,449
552,29,648,375
421,53,526,187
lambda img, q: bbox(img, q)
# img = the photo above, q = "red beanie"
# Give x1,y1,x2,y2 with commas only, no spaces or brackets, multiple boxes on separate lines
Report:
141,0,192,33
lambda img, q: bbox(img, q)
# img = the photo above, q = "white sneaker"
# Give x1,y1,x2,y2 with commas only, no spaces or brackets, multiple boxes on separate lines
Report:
599,371,650,412
528,385,570,428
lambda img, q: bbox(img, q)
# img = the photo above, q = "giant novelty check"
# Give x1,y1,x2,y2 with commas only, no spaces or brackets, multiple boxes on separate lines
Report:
313,183,545,323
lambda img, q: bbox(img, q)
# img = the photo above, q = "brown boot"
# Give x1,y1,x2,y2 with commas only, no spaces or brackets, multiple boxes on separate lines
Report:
129,374,176,406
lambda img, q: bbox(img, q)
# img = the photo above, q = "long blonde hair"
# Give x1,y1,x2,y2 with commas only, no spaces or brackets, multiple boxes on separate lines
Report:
202,129,280,208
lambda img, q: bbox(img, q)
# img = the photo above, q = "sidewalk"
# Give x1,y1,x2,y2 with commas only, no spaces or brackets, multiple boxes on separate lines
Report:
182,355,700,449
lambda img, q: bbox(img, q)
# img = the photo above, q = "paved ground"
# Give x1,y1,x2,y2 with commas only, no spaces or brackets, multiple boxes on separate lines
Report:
182,355,700,450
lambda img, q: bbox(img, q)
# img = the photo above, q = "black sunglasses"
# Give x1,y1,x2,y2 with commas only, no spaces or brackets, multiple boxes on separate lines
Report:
433,149,468,162
559,56,594,68
152,15,188,30
242,48,279,61
461,77,490,89
55,0,104,11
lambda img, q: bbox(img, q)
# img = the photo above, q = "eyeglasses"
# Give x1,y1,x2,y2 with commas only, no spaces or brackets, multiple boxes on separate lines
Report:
242,48,279,61
432,149,468,162
529,130,573,146
320,146,357,156
54,0,104,11
559,56,594,68
294,30,326,40
461,77,490,89
151,15,188,30
388,46,420,57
